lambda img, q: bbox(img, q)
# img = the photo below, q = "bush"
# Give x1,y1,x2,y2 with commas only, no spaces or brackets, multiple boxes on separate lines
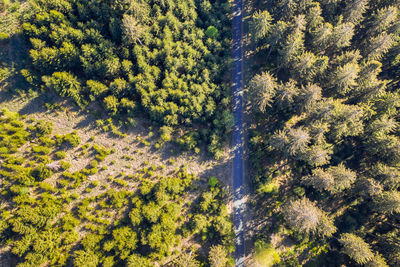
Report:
73,250,99,267
254,240,281,266
86,80,108,99
0,67,10,82
60,161,71,170
34,120,53,136
10,185,29,196
104,95,119,115
93,144,112,161
39,137,56,147
208,176,219,187
0,0,10,12
114,178,128,187
31,163,53,181
205,26,218,39
160,126,173,142
257,182,279,195
0,32,9,41
89,160,98,168
42,72,82,106
63,132,81,147
55,151,67,159
32,145,51,155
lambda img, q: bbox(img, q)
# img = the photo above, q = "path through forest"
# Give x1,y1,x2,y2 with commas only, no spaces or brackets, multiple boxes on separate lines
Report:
232,0,245,265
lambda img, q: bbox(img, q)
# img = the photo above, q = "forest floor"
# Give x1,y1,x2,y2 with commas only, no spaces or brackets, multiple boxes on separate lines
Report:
0,92,233,184
0,80,235,265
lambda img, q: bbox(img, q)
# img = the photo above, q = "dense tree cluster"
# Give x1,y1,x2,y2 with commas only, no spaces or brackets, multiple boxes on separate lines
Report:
20,0,232,157
0,109,233,266
249,0,400,265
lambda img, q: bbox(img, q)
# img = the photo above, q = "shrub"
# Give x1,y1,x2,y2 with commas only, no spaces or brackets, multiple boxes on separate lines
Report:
42,72,82,106
32,145,51,155
208,245,228,267
55,151,67,159
0,67,10,82
254,240,281,266
93,144,112,161
86,80,108,99
257,182,279,195
205,26,218,39
63,132,81,147
104,95,119,115
127,253,153,267
39,137,56,147
60,161,71,170
89,160,98,168
0,32,10,41
39,182,57,192
73,250,99,267
9,185,29,196
34,120,53,136
31,163,53,181
208,176,219,187
114,178,128,187
0,0,10,12
176,132,199,151
160,126,173,142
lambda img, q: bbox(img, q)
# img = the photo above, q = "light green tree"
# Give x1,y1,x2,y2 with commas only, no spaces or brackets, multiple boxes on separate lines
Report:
249,71,277,112
208,245,229,267
339,233,374,264
251,10,273,41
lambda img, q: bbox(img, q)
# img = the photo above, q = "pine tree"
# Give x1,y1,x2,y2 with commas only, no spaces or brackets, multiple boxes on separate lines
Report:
373,190,400,214
371,163,400,190
173,252,199,267
330,21,355,51
278,15,306,67
208,245,228,267
330,62,359,95
283,197,336,236
286,127,310,156
122,14,145,45
367,6,398,36
310,22,333,52
305,3,324,30
297,83,322,112
302,168,334,192
364,32,394,60
249,71,277,112
274,79,299,110
291,51,328,82
343,0,368,24
366,253,389,267
339,233,374,264
329,164,357,193
251,10,273,41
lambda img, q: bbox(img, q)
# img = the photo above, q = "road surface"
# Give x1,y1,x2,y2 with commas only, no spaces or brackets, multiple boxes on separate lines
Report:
232,0,245,265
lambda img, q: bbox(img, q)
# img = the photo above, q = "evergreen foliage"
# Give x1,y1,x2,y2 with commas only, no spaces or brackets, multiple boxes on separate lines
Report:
249,0,400,265
21,0,232,157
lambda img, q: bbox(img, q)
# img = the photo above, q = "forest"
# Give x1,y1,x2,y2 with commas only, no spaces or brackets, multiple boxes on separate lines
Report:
248,0,400,266
0,0,235,266
17,0,232,158
3,0,400,265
